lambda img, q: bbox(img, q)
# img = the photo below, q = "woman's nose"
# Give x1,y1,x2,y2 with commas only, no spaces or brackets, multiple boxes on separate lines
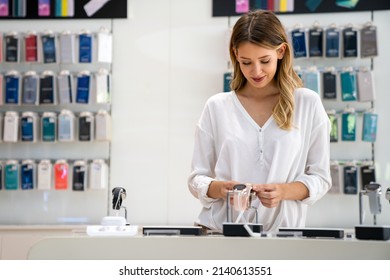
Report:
251,62,262,75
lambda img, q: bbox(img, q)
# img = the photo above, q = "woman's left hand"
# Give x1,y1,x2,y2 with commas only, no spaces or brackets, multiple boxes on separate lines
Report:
252,184,284,208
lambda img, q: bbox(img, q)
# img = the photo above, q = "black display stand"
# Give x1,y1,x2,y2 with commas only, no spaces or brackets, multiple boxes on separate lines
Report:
213,0,390,17
0,0,127,19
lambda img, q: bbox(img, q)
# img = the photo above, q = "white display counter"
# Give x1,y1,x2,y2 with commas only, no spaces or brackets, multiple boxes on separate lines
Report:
27,233,390,260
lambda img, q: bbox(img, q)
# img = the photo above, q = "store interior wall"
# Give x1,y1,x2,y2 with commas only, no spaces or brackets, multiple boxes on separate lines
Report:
111,0,390,228
1,0,389,228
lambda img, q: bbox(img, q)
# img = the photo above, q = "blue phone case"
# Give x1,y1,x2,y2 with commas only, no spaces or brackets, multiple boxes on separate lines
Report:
79,34,93,63
5,75,20,104
21,164,34,190
21,116,34,142
41,35,56,63
325,28,340,57
291,29,307,58
76,75,90,104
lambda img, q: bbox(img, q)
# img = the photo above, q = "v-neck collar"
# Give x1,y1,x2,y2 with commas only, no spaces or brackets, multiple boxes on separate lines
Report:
231,91,274,130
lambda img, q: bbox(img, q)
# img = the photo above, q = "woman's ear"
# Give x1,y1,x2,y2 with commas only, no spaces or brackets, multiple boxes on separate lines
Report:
277,44,286,59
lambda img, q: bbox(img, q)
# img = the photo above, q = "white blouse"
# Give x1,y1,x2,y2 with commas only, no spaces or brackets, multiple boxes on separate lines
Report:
188,88,331,232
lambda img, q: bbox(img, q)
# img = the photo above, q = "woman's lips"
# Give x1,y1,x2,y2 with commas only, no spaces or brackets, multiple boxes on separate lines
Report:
252,76,266,83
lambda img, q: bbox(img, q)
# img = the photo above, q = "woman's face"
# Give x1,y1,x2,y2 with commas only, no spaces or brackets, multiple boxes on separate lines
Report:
235,42,284,89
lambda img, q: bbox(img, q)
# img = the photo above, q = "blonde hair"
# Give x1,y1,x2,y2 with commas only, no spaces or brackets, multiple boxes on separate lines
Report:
229,10,302,130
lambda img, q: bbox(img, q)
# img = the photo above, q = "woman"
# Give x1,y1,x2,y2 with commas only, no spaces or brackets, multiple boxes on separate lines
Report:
188,10,331,232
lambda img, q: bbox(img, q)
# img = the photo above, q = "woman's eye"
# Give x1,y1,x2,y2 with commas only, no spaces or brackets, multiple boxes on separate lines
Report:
242,61,251,66
261,60,270,64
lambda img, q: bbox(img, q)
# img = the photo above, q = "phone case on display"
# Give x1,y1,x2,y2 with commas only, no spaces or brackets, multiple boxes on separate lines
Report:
39,75,55,104
341,112,356,141
362,112,378,142
38,0,51,16
41,34,56,63
357,71,375,102
322,72,337,100
57,73,73,104
0,0,9,17
304,71,320,93
343,27,358,58
291,29,307,58
5,34,19,62
360,25,378,58
328,113,338,142
37,160,52,190
54,161,69,190
223,72,232,92
340,71,357,101
0,163,3,190
325,28,340,57
360,165,376,189
79,33,93,63
79,113,94,141
3,112,19,142
58,111,74,142
5,74,20,104
329,164,341,194
24,34,38,62
0,34,3,62
343,165,358,195
308,27,323,57
12,0,26,17
73,162,87,191
20,115,35,142
41,114,56,142
59,33,76,63
95,71,111,103
22,74,39,104
89,160,108,190
4,162,19,190
76,74,91,104
0,75,3,105
21,161,35,190
95,110,111,141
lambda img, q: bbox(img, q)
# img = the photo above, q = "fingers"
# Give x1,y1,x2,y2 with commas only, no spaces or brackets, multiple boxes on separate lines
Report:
253,184,280,208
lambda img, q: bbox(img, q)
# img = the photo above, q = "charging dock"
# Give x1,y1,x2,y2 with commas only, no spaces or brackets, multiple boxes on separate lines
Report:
355,225,390,241
223,223,263,237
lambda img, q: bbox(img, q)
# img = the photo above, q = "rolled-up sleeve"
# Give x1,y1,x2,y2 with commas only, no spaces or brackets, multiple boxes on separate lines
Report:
297,108,332,205
188,107,218,208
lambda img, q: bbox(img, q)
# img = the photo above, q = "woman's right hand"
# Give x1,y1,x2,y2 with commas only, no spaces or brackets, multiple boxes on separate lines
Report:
207,180,240,199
